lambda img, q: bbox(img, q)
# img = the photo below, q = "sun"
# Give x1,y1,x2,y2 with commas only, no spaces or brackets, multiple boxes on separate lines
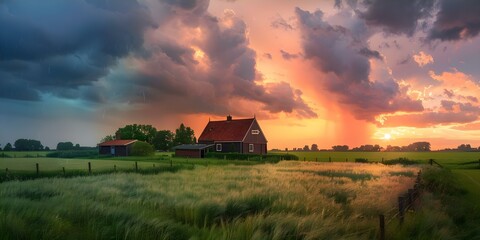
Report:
383,133,392,140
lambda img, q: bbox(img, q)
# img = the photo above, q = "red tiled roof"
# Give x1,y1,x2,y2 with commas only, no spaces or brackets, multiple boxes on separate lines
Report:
98,139,138,146
198,118,254,141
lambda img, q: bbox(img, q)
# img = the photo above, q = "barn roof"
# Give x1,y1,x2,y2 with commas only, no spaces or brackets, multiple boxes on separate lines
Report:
99,139,138,146
198,118,255,142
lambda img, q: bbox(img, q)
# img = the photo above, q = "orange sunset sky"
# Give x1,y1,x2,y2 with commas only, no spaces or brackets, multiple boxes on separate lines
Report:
1,0,480,150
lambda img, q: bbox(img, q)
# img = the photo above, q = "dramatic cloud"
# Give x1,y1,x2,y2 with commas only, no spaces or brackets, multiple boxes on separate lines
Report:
295,7,423,121
413,51,434,67
429,0,480,41
0,0,316,119
0,0,154,101
357,0,434,36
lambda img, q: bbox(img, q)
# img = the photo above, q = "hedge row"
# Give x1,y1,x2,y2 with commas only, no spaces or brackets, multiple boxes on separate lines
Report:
46,150,100,158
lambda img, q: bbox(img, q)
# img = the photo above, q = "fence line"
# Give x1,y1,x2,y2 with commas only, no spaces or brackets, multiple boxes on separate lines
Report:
1,161,189,182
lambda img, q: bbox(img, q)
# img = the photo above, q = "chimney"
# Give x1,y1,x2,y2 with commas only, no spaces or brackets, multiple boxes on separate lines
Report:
227,115,232,121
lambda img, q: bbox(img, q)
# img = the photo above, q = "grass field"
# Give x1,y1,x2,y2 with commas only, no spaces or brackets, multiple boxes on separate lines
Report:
0,161,421,239
1,151,479,239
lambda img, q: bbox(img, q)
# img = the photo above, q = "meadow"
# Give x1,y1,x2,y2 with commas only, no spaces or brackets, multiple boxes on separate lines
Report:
0,159,423,239
288,151,480,165
1,152,479,239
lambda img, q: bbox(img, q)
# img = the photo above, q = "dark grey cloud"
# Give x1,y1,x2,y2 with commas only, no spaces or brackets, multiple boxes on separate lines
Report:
357,0,434,36
0,0,154,101
443,89,454,98
295,7,423,121
358,47,383,60
280,50,300,60
271,16,294,31
429,0,480,41
263,53,273,59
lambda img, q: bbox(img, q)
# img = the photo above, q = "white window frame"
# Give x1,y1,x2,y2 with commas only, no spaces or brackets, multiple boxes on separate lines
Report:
216,144,222,152
252,130,260,135
249,144,254,152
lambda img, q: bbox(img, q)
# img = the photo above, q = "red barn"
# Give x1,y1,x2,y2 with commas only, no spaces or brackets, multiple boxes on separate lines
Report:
98,139,137,156
198,115,268,155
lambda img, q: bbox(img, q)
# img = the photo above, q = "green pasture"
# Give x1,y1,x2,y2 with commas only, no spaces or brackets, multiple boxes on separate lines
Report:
289,151,480,165
0,151,50,158
0,157,165,172
453,169,480,206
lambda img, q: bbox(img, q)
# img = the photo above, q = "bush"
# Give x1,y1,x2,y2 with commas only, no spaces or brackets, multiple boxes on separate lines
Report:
354,158,369,163
130,141,155,156
383,157,419,165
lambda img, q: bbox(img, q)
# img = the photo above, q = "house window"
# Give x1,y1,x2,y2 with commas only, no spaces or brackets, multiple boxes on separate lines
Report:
252,130,259,134
216,144,222,152
249,144,254,152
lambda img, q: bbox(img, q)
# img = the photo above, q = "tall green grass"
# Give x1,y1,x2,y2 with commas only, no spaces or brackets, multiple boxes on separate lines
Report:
0,162,421,239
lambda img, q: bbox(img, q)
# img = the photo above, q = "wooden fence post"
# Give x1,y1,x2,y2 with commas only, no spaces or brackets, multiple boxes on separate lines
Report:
62,167,65,176
304,157,306,161
429,159,433,165
379,214,385,240
398,196,405,224
408,189,414,209
135,161,138,172
329,157,331,162
170,159,173,168
36,163,39,175
316,157,318,162
88,162,92,174
114,165,116,172
5,168,8,174
346,158,348,162
382,157,384,163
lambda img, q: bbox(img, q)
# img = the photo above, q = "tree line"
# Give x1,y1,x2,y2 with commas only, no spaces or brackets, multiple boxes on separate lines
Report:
285,142,480,152
100,123,196,151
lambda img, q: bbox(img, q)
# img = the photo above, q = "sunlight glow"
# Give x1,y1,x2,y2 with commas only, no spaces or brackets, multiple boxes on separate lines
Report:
383,133,392,140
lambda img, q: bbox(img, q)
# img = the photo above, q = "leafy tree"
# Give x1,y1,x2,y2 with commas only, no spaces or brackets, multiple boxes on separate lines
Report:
457,144,473,151
57,142,74,151
100,135,115,143
14,139,43,151
75,144,80,149
130,141,155,156
152,130,174,151
173,123,195,146
407,142,430,152
303,145,310,151
311,144,319,151
4,143,13,151
332,145,349,151
45,146,50,151
115,124,157,143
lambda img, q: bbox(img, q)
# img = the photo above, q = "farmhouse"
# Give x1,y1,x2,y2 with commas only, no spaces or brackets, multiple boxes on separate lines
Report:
98,139,137,157
198,115,268,155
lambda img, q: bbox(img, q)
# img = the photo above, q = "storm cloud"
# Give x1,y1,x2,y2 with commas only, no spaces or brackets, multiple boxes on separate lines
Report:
356,0,434,36
0,0,154,100
0,0,316,118
295,7,423,121
429,0,480,41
